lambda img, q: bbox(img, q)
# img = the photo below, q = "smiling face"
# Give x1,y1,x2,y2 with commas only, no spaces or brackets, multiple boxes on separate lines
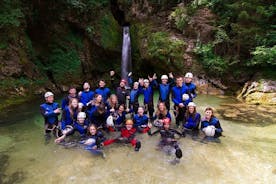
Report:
188,106,195,114
89,126,97,135
95,95,103,103
46,96,54,103
126,123,133,130
205,109,213,120
176,77,183,87
99,80,105,88
133,82,139,90
83,82,90,91
118,105,124,113
158,102,166,112
69,88,77,98
161,78,168,84
163,123,170,130
71,98,78,108
78,117,85,124
144,81,149,88
137,107,144,116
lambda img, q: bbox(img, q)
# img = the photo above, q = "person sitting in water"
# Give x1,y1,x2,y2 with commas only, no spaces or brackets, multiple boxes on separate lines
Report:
61,87,77,110
133,106,152,134
149,118,183,164
201,107,223,138
183,72,197,101
78,82,94,108
102,119,141,152
95,79,111,103
152,102,172,128
55,111,88,143
40,92,61,140
109,104,131,132
172,76,188,127
182,102,201,137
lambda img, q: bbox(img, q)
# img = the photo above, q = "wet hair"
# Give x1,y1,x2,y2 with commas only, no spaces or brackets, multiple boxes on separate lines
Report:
155,102,168,118
205,107,215,117
68,98,80,120
185,105,197,121
88,124,97,135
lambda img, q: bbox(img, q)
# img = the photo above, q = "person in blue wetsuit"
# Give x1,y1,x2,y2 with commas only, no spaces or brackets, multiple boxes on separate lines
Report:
184,72,197,100
95,80,111,103
155,73,175,110
139,78,156,119
201,107,223,138
172,76,188,127
129,81,141,114
182,102,201,137
56,112,87,143
152,102,172,128
78,82,94,108
110,104,131,131
106,94,119,116
133,106,152,133
40,92,61,140
61,87,77,110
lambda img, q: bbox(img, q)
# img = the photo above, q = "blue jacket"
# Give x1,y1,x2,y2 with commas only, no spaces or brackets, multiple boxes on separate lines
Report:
201,117,223,136
152,111,172,121
183,113,201,129
95,87,111,102
129,88,141,104
133,114,149,127
184,82,197,99
114,111,127,125
73,120,89,136
40,102,60,125
172,85,188,105
88,106,108,127
61,106,78,130
79,91,94,106
156,78,175,102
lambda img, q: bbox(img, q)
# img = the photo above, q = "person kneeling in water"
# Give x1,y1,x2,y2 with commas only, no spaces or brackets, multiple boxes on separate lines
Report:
201,107,223,139
133,106,152,134
149,118,184,164
102,119,141,151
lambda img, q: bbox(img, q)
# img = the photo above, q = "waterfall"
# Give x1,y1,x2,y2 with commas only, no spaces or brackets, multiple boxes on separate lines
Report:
121,26,132,82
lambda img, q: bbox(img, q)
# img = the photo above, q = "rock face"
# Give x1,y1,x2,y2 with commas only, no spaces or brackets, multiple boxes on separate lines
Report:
237,80,276,105
194,77,226,95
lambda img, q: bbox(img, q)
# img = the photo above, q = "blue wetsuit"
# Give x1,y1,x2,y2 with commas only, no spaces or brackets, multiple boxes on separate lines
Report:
40,102,60,126
201,117,223,138
156,78,175,109
184,82,197,100
79,90,94,106
61,106,78,130
172,85,188,126
73,120,89,137
95,87,111,102
88,105,108,128
183,113,201,130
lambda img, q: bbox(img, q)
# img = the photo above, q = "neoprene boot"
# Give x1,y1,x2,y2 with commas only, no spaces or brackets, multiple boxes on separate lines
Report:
135,141,141,151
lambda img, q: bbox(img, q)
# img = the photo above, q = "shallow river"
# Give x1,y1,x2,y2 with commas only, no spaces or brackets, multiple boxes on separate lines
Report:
0,95,275,184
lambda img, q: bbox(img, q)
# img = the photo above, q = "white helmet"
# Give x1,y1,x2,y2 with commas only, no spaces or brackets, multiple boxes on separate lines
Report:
77,112,86,119
185,72,193,78
44,91,54,98
187,102,196,107
143,79,149,83
78,103,84,108
182,94,190,101
161,75,168,80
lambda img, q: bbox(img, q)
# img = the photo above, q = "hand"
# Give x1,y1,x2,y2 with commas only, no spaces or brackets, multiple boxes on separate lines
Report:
148,75,153,82
54,108,61,114
169,72,173,78
152,73,157,80
78,91,82,96
179,103,184,108
126,95,130,99
128,72,132,77
148,122,152,128
138,78,144,85
110,108,115,113
110,70,115,76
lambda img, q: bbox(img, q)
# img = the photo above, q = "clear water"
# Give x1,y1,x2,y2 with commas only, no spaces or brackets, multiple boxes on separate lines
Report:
0,95,275,184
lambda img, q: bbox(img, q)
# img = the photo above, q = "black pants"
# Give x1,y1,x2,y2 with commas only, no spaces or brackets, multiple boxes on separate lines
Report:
174,105,186,126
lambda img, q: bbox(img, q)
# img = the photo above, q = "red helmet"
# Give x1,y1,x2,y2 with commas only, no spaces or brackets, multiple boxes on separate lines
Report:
120,79,127,84
163,117,171,125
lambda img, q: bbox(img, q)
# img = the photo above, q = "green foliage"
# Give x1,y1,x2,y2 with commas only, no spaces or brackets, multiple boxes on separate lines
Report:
100,14,121,50
169,6,189,32
65,0,109,12
146,31,185,64
249,46,276,66
0,0,24,28
194,43,228,76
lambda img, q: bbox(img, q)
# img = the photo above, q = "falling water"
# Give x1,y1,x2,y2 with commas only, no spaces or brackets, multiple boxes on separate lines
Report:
121,26,132,82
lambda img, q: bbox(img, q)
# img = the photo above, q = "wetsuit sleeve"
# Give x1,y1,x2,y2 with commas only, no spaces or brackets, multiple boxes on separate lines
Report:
40,105,56,118
195,114,201,129
61,98,68,110
172,129,182,136
172,88,180,105
149,129,160,136
128,76,133,87
168,77,175,87
215,120,223,133
151,80,158,88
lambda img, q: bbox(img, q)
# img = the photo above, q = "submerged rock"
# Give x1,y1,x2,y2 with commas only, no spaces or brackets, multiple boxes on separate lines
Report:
217,103,276,125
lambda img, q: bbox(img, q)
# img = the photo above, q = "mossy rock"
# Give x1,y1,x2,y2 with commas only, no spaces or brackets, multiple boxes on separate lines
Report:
245,92,276,105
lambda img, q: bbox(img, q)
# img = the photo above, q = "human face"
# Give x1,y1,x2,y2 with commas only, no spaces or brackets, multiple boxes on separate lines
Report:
69,88,77,97
46,96,54,103
120,81,126,88
137,107,144,116
110,96,117,104
188,106,195,114
176,77,183,87
83,82,90,91
144,81,149,88
71,99,78,108
126,124,132,130
78,118,85,124
133,82,139,90
161,79,168,84
205,110,213,120
158,103,166,111
89,126,97,135
96,95,102,103
99,81,105,88
118,105,124,112
163,123,170,130
185,77,192,84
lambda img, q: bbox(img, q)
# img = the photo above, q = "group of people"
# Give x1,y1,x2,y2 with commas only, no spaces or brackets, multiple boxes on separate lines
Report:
40,71,223,163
